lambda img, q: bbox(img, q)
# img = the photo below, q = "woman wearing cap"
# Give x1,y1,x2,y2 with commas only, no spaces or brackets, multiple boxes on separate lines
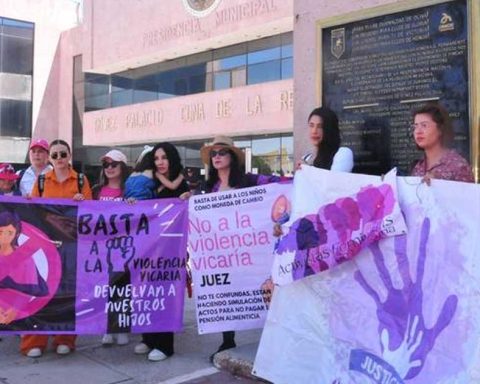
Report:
21,139,92,358
92,149,131,346
199,135,283,361
18,139,52,196
300,106,353,172
132,142,190,362
0,163,22,196
410,103,474,183
93,149,130,201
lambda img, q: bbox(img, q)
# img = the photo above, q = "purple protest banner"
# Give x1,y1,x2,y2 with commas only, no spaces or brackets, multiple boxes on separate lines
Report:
0,196,188,334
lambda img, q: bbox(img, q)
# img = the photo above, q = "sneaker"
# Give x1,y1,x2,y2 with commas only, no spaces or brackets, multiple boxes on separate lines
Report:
148,349,168,362
26,348,42,358
56,345,71,355
134,342,150,354
116,333,129,346
101,334,114,345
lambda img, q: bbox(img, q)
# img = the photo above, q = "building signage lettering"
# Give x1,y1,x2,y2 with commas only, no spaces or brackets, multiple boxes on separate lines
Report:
95,117,117,133
125,109,164,130
280,90,293,111
246,95,262,115
181,103,206,123
143,0,278,47
143,18,202,47
215,0,277,27
216,99,232,118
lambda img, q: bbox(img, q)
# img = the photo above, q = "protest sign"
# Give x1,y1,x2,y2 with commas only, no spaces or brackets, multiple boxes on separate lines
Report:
272,166,407,285
189,182,291,333
0,197,188,334
254,177,480,384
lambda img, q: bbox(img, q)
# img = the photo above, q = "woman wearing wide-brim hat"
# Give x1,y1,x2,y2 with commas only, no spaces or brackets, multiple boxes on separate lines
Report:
199,135,286,361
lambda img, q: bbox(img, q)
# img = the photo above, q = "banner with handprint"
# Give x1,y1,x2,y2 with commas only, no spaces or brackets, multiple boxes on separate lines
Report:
253,176,480,383
0,196,189,334
189,182,292,334
272,166,407,285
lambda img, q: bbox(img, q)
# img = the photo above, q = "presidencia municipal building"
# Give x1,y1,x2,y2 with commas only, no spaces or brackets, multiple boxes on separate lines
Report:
0,0,478,181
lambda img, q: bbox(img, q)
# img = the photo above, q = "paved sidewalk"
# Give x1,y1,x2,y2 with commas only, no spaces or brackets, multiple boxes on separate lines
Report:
0,299,265,384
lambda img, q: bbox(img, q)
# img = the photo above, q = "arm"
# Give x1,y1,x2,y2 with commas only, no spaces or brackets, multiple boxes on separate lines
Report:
0,269,49,297
81,177,93,200
331,147,354,172
156,173,184,190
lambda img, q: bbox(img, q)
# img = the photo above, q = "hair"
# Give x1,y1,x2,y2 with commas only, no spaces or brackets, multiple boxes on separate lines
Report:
308,107,341,170
206,148,244,191
49,139,71,153
412,103,454,147
0,211,22,248
150,142,184,181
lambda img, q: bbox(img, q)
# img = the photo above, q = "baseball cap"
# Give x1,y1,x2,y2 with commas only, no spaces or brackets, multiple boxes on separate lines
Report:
100,149,128,164
0,163,20,181
30,138,49,151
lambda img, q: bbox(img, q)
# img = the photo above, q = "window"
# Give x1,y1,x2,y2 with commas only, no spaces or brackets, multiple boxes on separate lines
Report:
83,33,293,112
0,99,31,137
0,17,34,137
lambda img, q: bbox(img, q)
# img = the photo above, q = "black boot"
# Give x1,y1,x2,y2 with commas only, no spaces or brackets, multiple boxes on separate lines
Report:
210,331,236,362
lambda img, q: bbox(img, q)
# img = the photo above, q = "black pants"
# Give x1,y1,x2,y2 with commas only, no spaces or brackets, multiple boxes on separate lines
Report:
107,271,131,334
142,332,174,356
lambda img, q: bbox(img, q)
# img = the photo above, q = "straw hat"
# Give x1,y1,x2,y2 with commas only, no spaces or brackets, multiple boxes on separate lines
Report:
200,135,245,165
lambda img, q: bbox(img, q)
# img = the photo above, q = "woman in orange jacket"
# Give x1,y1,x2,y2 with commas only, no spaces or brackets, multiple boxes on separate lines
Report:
21,139,92,358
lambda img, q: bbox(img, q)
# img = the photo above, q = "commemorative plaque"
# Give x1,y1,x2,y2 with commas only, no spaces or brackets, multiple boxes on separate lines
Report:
322,0,469,175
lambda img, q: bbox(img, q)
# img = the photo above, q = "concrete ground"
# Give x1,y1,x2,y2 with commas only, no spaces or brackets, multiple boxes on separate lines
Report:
0,298,266,384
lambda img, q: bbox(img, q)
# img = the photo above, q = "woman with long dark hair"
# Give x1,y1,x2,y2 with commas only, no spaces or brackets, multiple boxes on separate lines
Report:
301,106,353,172
132,142,190,362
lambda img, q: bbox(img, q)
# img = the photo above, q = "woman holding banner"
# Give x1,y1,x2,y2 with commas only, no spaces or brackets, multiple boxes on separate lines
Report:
410,103,474,183
132,142,190,362
93,149,132,347
199,135,283,362
21,139,92,358
300,106,353,172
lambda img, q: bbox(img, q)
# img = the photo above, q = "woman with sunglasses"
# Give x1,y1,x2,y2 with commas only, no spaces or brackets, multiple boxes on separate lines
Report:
92,149,131,347
199,135,283,362
21,139,92,358
410,103,474,182
133,142,190,362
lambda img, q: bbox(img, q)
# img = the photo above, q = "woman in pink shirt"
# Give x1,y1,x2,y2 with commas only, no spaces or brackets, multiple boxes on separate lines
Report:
93,150,131,346
93,150,130,201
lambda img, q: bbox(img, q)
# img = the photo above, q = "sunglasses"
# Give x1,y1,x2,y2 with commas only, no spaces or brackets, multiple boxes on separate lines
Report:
102,161,120,169
50,151,68,160
210,149,229,158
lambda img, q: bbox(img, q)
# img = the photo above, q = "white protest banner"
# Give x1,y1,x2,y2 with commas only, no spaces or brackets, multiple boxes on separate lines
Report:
272,166,407,285
254,176,480,384
189,182,292,334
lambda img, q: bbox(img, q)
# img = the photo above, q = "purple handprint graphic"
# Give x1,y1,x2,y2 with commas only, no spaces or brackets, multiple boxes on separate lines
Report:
274,183,400,283
354,218,457,380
